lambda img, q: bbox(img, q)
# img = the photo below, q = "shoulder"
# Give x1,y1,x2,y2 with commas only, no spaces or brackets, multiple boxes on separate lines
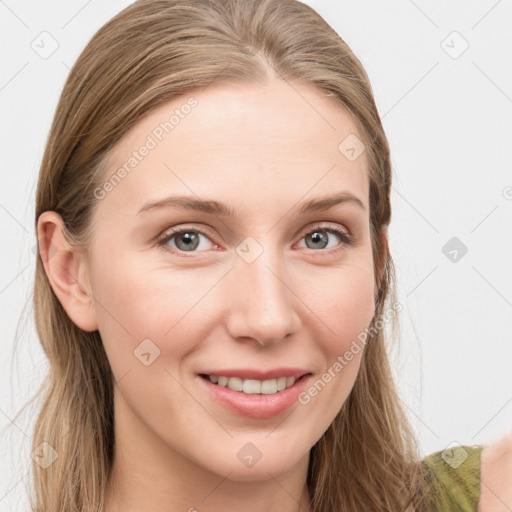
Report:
479,432,512,512
421,444,482,511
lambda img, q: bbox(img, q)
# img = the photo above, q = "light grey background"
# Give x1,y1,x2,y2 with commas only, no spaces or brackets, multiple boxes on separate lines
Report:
1,1,511,509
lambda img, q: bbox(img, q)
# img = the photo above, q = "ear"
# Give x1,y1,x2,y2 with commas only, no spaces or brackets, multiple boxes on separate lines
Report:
36,211,98,332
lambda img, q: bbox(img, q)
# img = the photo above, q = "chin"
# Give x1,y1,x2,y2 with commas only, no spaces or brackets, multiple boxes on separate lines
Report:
196,440,309,481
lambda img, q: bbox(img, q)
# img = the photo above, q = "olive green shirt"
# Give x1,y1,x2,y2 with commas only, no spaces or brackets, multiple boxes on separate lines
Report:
422,444,483,511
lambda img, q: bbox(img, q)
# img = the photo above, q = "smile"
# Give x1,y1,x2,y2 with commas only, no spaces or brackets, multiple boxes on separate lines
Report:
197,372,312,419
200,374,298,395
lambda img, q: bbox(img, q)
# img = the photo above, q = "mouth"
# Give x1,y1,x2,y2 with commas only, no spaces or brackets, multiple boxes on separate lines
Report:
197,371,313,419
198,372,311,395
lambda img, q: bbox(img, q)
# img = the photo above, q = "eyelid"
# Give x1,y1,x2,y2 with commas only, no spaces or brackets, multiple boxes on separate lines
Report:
296,221,351,241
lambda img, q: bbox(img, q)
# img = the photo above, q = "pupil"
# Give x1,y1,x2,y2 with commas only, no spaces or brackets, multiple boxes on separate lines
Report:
178,232,199,250
309,230,327,249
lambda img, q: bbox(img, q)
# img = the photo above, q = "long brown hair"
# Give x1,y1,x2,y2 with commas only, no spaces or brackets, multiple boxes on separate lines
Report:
20,0,432,509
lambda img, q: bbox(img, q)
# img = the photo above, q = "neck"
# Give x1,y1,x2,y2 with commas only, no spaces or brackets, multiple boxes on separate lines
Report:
104,454,312,512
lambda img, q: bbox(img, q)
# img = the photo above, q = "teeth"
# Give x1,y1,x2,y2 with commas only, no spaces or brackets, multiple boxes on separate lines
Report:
207,375,297,394
228,377,243,391
243,379,261,394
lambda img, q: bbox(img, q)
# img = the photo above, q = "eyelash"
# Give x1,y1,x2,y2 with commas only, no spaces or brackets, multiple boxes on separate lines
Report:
156,222,356,258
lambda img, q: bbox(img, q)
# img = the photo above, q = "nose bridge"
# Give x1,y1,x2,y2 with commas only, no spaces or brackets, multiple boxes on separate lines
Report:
225,236,298,345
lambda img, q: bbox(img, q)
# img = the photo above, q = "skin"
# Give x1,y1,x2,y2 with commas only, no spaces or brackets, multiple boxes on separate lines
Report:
38,77,386,512
479,432,512,511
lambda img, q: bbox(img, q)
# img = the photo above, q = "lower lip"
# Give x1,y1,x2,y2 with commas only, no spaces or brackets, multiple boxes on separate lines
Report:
197,374,311,420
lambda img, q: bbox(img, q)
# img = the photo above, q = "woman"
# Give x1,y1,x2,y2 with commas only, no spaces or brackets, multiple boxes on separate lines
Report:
29,0,472,510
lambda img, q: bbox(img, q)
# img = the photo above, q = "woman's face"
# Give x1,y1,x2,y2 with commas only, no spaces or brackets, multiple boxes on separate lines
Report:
77,79,377,480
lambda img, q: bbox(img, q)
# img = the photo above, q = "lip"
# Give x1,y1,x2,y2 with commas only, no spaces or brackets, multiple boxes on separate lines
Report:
197,367,310,380
197,372,312,420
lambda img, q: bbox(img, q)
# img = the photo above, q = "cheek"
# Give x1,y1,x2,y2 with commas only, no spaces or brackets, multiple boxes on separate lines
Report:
309,260,376,344
303,263,375,398
86,250,164,370
336,270,376,338
88,250,226,373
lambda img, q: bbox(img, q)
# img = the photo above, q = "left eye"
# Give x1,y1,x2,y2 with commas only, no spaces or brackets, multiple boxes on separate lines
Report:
157,224,353,256
296,227,351,251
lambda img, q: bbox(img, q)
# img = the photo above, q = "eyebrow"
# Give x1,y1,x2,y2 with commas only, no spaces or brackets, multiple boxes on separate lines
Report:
137,191,366,217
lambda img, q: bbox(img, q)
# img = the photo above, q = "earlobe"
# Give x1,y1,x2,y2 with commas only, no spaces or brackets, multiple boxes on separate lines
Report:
36,211,99,332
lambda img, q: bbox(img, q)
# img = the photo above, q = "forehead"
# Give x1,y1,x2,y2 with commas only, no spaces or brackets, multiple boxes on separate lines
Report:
95,79,369,220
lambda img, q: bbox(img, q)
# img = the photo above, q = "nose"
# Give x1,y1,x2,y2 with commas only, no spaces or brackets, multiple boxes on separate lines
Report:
224,242,301,346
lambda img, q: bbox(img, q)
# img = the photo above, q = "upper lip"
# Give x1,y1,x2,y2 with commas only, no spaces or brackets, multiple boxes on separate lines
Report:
198,367,311,380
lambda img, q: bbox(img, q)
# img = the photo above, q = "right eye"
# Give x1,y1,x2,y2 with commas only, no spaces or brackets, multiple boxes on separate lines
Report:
157,227,218,255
